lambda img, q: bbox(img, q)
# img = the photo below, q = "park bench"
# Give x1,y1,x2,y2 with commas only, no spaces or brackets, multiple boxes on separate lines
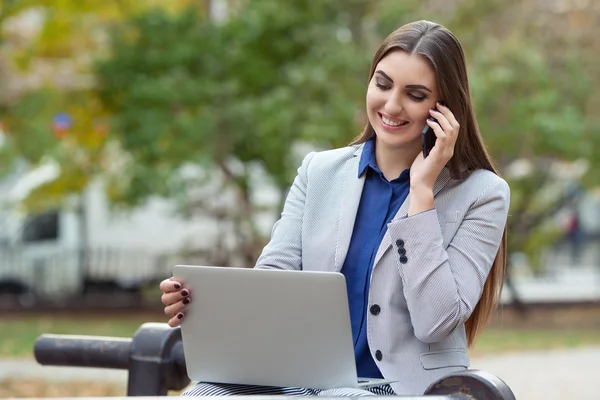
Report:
34,322,515,399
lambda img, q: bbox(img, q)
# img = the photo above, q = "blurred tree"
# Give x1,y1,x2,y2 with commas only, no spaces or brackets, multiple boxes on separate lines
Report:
95,0,376,265
0,0,215,274
0,0,202,200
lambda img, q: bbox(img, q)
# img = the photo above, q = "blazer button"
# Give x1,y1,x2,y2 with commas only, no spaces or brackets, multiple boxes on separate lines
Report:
397,247,406,255
396,239,405,247
399,255,408,264
370,304,381,315
375,350,383,361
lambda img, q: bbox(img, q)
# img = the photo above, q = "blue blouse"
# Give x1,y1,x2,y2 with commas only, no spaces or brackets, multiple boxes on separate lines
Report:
340,139,410,378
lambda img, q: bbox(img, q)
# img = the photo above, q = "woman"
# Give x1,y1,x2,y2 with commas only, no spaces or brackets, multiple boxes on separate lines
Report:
160,20,510,396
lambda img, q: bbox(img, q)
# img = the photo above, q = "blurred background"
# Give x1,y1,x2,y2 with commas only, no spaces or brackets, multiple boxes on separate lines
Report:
0,0,599,398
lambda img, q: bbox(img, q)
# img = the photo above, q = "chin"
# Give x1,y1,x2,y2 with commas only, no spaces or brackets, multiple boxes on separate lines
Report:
373,126,420,151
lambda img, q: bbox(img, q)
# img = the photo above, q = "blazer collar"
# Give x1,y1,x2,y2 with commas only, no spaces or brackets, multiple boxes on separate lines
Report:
333,148,365,271
353,143,365,158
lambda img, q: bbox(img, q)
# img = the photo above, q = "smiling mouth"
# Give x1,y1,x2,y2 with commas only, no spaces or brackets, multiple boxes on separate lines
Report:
379,113,409,127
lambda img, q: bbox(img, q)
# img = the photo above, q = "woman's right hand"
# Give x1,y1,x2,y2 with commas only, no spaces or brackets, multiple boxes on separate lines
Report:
160,277,191,327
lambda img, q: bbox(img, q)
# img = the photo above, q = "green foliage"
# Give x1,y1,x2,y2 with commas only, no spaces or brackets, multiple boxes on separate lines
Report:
4,90,61,163
0,0,198,208
470,40,593,163
95,1,375,205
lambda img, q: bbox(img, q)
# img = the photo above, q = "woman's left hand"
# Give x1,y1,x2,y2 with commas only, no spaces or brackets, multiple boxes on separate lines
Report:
410,102,460,191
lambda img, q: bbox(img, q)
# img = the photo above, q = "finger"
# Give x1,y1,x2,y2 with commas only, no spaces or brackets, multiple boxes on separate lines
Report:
159,278,183,294
427,118,455,160
161,287,190,306
168,311,185,328
426,118,446,141
435,102,460,131
164,297,190,318
429,108,453,134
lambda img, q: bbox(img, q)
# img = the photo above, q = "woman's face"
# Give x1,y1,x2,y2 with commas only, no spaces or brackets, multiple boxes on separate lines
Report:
366,50,439,155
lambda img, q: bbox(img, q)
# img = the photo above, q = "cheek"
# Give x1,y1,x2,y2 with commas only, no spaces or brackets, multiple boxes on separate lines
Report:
366,88,386,110
405,102,431,121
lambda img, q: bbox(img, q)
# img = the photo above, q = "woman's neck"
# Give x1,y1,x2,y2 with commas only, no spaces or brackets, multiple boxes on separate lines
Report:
374,139,419,181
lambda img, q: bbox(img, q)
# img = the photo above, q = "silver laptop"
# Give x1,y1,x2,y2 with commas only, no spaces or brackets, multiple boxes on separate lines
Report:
173,265,395,390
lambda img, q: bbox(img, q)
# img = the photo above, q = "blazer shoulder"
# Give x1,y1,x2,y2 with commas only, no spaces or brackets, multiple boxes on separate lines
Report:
461,169,510,203
303,144,362,174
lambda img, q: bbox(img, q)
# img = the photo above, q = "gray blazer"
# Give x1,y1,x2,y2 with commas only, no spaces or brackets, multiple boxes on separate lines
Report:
255,144,510,395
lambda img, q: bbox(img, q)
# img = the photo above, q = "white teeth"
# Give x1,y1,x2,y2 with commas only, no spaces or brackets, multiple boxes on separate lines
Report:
381,115,407,127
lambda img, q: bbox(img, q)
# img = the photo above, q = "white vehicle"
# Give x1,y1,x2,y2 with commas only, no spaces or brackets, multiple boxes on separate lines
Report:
0,163,227,305
0,159,280,306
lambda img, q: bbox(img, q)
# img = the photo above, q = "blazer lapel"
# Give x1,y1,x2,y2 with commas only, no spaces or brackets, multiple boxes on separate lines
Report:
373,168,452,267
334,146,366,271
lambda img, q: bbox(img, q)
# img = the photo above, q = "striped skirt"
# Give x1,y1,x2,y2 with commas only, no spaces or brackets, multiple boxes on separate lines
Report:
181,382,396,397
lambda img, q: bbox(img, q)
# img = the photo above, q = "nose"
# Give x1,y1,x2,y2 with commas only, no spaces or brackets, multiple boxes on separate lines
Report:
385,96,404,116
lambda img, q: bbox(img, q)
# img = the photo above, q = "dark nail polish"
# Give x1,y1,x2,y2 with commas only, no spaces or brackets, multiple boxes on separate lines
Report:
183,297,190,305
177,313,184,319
181,290,189,297
174,283,181,290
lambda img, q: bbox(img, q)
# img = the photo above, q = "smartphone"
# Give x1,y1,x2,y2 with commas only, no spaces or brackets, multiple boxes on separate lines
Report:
421,116,437,158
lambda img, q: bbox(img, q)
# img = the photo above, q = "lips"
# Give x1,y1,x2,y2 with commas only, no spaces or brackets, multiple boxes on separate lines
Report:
379,113,409,127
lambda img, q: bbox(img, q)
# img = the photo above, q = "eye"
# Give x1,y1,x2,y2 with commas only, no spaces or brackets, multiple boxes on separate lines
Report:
375,80,391,91
408,93,426,102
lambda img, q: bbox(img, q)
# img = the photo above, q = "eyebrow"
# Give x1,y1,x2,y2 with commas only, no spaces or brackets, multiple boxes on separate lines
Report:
374,70,432,93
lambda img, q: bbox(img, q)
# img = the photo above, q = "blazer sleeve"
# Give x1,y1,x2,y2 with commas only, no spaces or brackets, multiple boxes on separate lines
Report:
254,151,316,270
386,176,510,343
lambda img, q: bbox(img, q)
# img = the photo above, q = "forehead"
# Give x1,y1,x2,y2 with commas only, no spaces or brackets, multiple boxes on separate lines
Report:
374,50,436,87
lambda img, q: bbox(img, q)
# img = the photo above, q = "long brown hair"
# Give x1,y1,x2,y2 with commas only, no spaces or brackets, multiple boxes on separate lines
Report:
353,20,507,346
